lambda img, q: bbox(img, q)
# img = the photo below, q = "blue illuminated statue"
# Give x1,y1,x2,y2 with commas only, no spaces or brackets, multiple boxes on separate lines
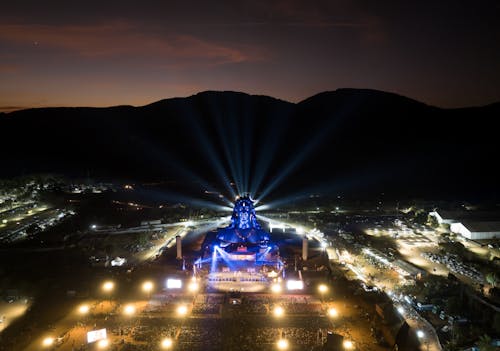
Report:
229,196,261,230
216,196,270,247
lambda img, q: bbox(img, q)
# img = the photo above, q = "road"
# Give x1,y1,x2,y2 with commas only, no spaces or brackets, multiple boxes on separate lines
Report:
0,299,31,334
394,296,442,351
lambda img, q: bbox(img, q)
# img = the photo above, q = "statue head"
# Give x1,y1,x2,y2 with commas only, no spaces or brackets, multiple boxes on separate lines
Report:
230,196,261,230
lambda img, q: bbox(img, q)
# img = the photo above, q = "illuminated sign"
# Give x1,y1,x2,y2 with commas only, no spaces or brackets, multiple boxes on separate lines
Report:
87,328,107,343
286,280,304,290
166,278,182,289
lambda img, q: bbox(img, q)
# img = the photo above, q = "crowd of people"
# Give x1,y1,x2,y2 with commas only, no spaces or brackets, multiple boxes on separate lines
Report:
17,291,334,351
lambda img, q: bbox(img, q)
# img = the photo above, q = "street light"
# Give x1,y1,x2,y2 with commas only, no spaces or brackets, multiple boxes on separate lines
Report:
97,339,109,348
78,304,90,314
273,306,284,318
187,281,199,293
417,330,429,351
176,305,188,316
42,337,54,347
328,307,338,317
343,340,354,349
161,337,173,349
102,281,114,293
123,304,135,316
271,283,282,293
318,284,328,302
142,281,154,294
277,338,289,350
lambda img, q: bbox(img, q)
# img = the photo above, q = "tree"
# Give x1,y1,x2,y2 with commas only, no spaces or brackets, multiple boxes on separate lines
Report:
476,334,495,351
485,272,498,287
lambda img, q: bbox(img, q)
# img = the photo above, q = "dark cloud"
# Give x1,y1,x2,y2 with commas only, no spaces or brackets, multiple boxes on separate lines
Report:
0,22,265,65
0,0,499,108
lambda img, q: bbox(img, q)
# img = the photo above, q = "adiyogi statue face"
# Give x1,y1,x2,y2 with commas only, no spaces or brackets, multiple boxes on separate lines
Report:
230,196,262,231
238,207,250,229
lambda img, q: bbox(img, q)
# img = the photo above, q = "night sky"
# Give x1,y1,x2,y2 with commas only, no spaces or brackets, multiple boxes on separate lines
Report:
1,0,499,111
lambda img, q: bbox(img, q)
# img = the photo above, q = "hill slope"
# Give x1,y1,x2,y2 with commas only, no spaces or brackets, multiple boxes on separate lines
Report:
1,89,499,200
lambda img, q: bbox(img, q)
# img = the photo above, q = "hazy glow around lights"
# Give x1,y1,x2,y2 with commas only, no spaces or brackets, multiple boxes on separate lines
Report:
343,340,354,349
328,307,338,317
42,337,54,347
142,281,154,292
273,306,284,317
97,339,109,348
79,304,90,314
124,304,135,315
277,339,289,349
177,305,188,316
102,281,114,292
161,338,173,349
